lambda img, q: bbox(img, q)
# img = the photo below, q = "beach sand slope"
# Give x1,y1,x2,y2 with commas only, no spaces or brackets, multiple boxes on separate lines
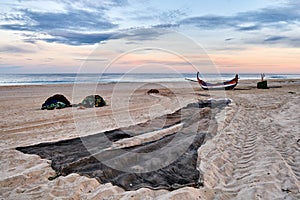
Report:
0,80,299,199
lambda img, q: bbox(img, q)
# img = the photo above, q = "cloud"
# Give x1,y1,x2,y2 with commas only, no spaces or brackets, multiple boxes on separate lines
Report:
40,31,114,45
225,38,234,41
1,0,299,47
0,1,121,45
264,36,287,42
152,24,179,28
65,0,129,9
74,58,108,62
237,25,261,31
243,35,300,47
211,46,247,52
1,8,117,32
29,28,167,45
158,9,187,24
180,3,300,31
181,15,232,29
116,28,168,41
265,36,300,47
0,0,168,45
119,60,190,67
179,2,300,48
4,0,128,12
0,45,36,53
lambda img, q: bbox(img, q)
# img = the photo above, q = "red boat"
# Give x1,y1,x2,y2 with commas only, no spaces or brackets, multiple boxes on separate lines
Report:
197,72,239,90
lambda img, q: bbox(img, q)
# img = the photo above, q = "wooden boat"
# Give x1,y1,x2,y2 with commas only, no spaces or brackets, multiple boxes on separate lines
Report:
196,72,239,90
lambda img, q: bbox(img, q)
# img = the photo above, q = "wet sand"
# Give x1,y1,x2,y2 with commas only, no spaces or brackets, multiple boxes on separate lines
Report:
0,79,300,199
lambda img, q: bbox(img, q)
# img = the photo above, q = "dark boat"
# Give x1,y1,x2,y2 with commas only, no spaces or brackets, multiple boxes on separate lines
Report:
196,72,239,90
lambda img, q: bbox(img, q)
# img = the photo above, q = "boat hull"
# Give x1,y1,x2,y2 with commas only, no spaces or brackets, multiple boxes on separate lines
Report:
197,72,239,90
200,83,238,90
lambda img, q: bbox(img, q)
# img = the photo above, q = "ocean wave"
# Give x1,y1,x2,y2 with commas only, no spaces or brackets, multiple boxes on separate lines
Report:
0,73,299,86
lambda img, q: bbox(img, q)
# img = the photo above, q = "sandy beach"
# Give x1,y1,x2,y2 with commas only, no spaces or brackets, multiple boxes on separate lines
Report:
0,79,299,199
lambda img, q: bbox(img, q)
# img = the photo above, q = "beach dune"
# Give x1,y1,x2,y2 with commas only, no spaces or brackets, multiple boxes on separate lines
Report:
0,80,300,199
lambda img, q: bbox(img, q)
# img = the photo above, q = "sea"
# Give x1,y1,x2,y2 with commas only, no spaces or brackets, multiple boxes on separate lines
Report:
0,73,299,86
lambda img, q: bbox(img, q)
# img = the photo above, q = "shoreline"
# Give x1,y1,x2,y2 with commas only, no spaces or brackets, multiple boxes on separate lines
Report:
0,78,299,87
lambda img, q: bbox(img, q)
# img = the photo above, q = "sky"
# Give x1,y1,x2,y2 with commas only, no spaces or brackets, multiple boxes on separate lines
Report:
0,0,299,73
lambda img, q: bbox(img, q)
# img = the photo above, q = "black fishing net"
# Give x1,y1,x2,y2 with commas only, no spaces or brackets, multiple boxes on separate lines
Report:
17,99,230,191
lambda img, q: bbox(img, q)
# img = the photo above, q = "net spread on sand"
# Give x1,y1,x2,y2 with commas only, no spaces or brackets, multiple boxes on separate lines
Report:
17,99,230,191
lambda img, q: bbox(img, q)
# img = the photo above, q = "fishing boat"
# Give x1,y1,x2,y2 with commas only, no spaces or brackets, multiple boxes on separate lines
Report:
196,72,239,90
